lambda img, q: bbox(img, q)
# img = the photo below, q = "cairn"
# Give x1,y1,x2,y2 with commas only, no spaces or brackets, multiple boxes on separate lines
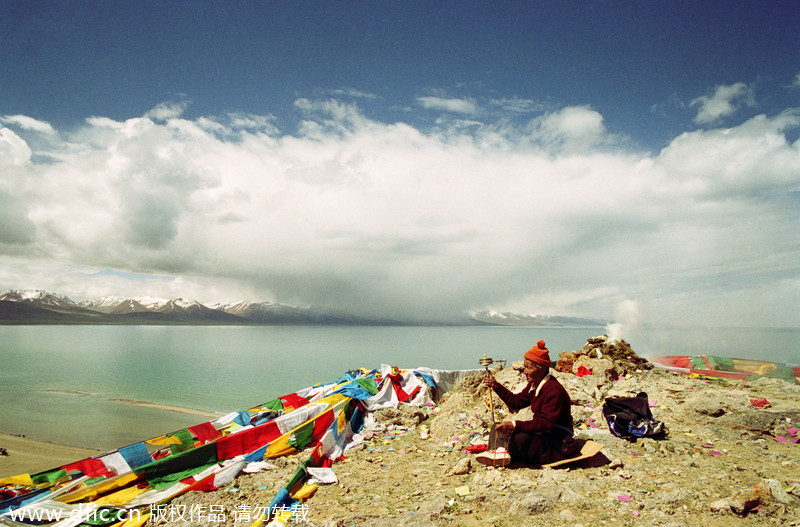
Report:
555,335,652,380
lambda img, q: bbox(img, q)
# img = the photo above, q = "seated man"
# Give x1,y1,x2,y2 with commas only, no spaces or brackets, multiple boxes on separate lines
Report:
479,340,581,466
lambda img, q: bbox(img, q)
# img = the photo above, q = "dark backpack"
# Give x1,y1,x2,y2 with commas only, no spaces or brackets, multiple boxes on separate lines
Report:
602,392,666,439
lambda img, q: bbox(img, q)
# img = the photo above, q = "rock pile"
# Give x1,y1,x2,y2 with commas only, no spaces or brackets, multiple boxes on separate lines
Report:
555,334,652,379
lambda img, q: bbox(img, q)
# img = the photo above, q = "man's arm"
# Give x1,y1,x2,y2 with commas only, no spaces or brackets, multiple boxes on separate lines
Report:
512,381,567,434
487,374,532,413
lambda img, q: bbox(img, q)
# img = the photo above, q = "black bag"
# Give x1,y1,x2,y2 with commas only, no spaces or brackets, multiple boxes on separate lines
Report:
602,392,666,439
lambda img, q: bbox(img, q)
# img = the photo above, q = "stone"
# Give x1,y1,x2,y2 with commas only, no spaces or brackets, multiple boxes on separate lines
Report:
729,490,762,515
515,483,562,513
555,351,576,373
683,392,728,417
449,457,471,476
754,478,794,506
537,467,569,484
471,468,505,487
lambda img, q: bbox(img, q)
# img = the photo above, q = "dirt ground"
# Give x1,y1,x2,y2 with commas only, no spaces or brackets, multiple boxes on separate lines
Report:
153,339,800,527
0,433,101,477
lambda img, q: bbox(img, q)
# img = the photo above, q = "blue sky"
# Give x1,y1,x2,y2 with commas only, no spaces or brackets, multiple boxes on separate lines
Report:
5,2,798,148
1,1,799,328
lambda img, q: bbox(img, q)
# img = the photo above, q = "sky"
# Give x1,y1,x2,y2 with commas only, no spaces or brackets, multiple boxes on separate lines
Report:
1,1,799,327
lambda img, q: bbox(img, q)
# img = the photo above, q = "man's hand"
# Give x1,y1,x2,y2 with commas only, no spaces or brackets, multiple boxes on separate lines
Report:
496,420,516,434
483,371,499,389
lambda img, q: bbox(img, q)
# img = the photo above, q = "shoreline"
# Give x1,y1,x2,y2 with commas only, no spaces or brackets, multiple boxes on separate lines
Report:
0,400,223,478
0,433,100,478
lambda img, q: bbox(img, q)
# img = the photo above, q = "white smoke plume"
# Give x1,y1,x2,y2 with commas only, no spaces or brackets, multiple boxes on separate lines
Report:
606,299,640,343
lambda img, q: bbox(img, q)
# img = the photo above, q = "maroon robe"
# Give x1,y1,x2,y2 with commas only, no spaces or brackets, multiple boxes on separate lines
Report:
493,375,580,464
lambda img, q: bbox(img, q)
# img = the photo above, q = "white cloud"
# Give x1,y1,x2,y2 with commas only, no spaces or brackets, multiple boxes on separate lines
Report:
690,82,756,124
525,105,607,152
793,73,800,88
0,115,56,135
0,127,33,165
294,98,372,137
490,97,549,114
0,191,36,244
1,97,798,326
331,88,379,100
226,113,279,134
655,109,800,198
144,101,189,122
416,96,479,115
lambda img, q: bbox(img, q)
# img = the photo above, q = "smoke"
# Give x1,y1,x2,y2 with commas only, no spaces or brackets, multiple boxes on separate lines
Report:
606,299,640,343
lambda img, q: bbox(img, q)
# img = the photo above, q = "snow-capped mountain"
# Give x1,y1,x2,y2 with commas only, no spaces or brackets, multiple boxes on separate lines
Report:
81,295,245,322
209,300,361,324
82,296,135,313
210,300,282,319
0,290,98,316
0,290,357,325
1,289,79,309
0,289,606,327
83,296,173,312
83,296,206,314
468,310,606,327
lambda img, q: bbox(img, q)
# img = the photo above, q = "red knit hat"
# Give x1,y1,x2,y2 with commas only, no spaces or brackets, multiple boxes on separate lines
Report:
524,340,551,367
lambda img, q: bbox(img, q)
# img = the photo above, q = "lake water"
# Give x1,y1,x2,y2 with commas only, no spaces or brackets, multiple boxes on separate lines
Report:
1,325,797,451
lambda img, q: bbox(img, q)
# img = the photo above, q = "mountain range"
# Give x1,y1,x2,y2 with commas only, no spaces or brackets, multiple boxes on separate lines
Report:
0,290,608,327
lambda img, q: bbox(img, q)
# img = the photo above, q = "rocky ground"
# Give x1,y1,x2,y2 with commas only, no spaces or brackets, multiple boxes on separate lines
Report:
154,338,800,526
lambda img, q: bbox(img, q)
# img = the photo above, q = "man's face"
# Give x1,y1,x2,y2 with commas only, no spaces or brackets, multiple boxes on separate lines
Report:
523,358,547,384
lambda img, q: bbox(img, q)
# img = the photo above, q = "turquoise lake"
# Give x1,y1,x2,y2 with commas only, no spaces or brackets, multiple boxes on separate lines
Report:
1,325,797,451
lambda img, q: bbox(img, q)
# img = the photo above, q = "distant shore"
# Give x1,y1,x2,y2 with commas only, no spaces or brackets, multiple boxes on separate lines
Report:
106,398,224,418
34,389,226,418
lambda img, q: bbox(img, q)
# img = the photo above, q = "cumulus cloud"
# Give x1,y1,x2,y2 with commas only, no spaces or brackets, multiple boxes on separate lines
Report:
0,127,33,165
656,109,800,198
0,99,798,326
690,82,756,124
416,96,479,115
